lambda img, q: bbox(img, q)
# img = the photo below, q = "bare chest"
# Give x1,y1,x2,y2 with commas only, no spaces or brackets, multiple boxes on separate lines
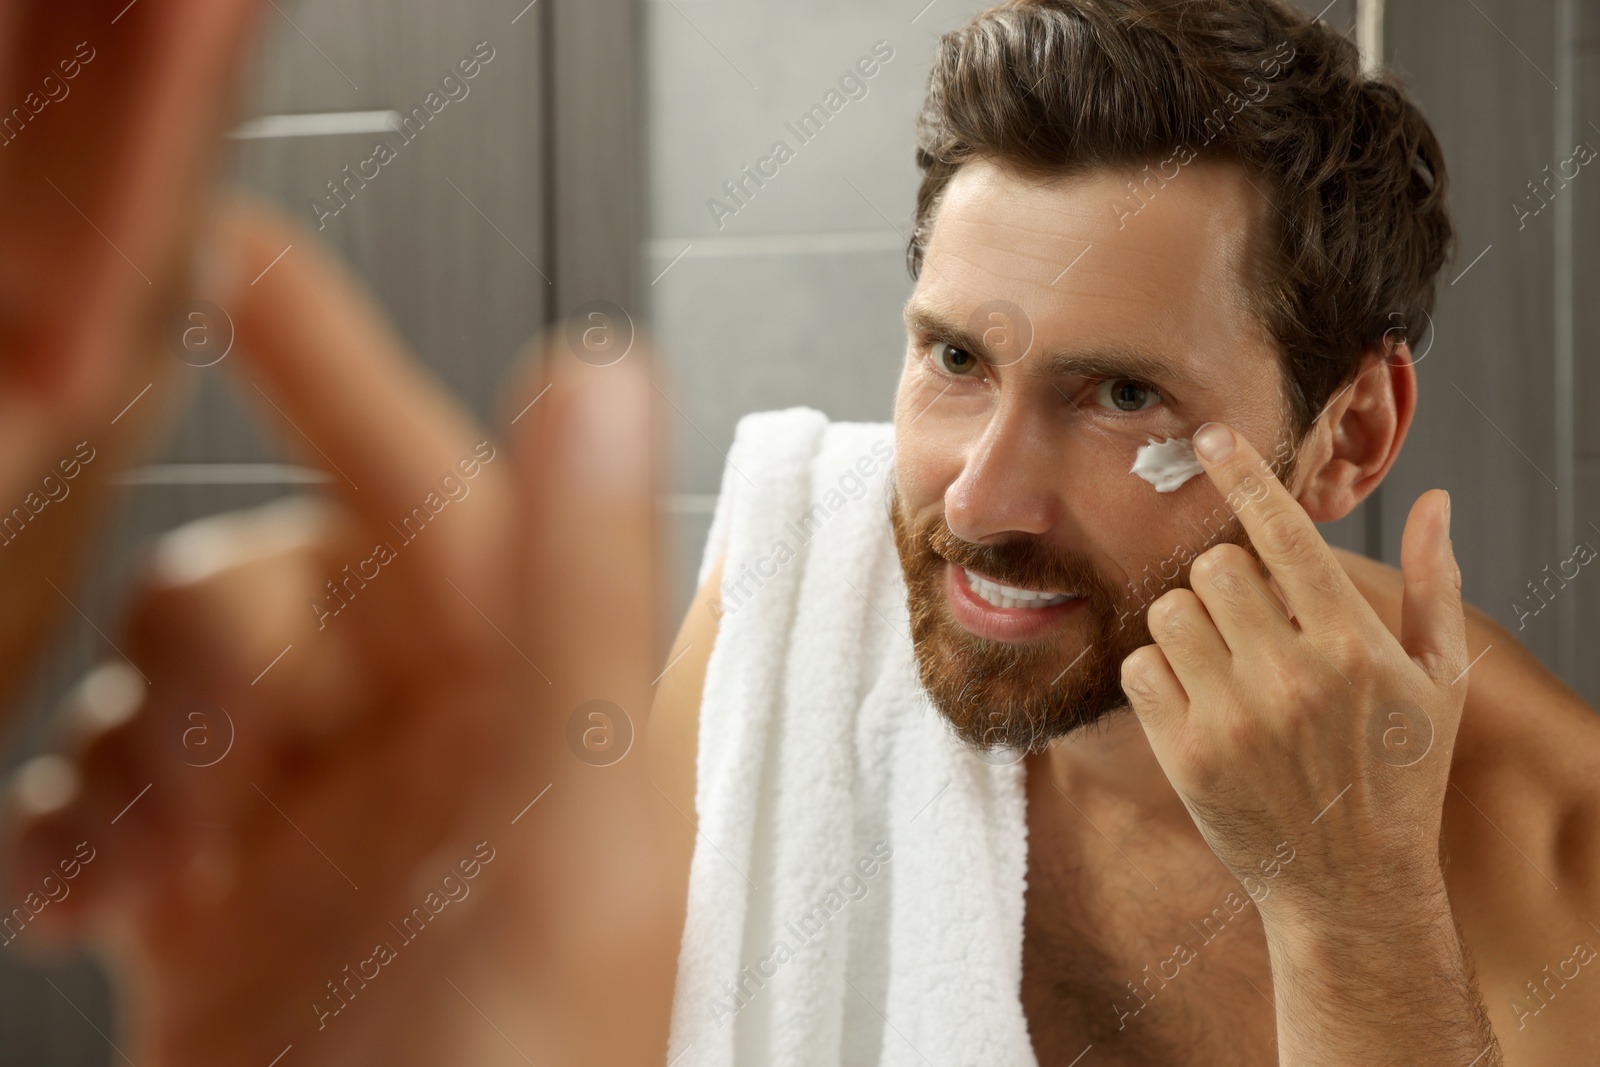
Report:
1020,784,1283,1067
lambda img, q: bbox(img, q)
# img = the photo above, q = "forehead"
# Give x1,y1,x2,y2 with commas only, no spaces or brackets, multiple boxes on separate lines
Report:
910,157,1279,386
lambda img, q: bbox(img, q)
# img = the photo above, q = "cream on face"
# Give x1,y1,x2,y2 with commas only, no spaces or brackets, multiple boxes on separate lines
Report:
1130,435,1204,492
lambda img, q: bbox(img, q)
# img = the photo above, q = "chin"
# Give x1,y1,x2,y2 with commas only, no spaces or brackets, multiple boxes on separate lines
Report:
909,616,1135,752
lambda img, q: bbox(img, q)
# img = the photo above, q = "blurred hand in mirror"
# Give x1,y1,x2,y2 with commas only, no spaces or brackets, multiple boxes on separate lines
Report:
3,197,685,1066
0,0,267,710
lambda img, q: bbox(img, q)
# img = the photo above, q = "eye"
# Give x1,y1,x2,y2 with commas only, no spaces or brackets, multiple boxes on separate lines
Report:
933,341,981,377
1094,378,1162,412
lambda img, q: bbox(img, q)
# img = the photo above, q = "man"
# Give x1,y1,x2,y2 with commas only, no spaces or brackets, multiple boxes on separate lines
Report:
6,1,1599,1065
658,4,1599,1063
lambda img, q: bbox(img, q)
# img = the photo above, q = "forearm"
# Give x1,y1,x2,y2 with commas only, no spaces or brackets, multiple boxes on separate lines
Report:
1263,884,1501,1066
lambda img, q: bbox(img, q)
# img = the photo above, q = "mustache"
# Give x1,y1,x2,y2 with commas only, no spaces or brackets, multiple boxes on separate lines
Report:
915,510,1115,604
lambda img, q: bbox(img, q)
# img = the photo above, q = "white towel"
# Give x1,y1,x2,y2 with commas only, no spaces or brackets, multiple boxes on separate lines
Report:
668,407,1039,1067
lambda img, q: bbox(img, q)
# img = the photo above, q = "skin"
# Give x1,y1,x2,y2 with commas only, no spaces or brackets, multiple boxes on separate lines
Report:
3,43,1597,1067
0,8,686,1062
0,0,268,712
4,201,687,1065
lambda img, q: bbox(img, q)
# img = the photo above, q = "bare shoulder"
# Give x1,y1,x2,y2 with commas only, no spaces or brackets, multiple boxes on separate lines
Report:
1335,547,1600,1059
1333,546,1600,821
644,551,724,838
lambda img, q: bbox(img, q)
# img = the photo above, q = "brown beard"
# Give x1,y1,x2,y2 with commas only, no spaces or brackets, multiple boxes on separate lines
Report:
887,480,1255,753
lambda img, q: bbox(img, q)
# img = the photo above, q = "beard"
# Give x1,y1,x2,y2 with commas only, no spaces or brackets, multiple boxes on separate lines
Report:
887,480,1256,754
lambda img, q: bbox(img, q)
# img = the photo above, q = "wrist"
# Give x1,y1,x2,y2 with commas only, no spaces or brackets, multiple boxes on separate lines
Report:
1258,869,1463,985
1257,871,1497,1065
1254,850,1449,928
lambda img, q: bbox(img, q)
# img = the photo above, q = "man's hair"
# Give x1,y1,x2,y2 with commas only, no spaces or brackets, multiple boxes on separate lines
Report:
909,0,1454,437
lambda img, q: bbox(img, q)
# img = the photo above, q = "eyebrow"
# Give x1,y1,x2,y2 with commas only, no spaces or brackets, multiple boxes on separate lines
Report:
902,302,1205,390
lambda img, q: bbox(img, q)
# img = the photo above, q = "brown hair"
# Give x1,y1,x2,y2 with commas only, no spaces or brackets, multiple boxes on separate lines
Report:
910,0,1454,436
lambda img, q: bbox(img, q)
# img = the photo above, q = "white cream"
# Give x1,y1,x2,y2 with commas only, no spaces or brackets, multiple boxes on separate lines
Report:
1130,436,1204,492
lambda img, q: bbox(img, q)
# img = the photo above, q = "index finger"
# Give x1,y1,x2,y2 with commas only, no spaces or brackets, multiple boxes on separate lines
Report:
1,0,267,401
218,198,512,602
1191,421,1356,626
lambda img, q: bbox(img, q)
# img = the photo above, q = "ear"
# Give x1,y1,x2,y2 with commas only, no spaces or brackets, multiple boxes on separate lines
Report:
1293,338,1417,523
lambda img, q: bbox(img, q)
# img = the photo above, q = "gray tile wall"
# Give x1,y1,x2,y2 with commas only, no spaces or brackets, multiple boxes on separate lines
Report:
1382,0,1596,695
643,0,979,612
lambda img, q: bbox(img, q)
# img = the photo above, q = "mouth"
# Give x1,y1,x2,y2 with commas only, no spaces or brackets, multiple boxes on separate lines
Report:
960,567,1079,609
944,561,1085,643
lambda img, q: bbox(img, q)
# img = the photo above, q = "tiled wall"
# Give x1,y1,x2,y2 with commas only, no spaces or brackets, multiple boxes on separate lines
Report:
643,0,989,612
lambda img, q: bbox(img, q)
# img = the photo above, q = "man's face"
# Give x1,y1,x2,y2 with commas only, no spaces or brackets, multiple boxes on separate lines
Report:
890,157,1297,751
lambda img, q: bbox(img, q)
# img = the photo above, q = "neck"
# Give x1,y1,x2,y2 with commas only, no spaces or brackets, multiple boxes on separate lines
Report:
1035,707,1190,823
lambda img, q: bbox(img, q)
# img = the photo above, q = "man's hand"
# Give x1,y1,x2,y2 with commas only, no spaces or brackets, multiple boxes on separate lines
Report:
0,0,268,709
1120,421,1500,1065
1122,420,1465,902
2,199,684,1066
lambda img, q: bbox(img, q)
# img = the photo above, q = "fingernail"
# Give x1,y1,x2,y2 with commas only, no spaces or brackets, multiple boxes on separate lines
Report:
566,361,653,496
1193,423,1235,463
11,755,79,816
1441,489,1451,535
193,227,243,309
74,662,145,732
149,514,241,586
149,496,327,586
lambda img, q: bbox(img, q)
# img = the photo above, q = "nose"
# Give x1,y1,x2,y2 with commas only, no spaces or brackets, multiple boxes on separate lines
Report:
944,395,1060,544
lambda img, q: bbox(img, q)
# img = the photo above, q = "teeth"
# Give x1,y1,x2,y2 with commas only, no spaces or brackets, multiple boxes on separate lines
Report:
964,568,1077,610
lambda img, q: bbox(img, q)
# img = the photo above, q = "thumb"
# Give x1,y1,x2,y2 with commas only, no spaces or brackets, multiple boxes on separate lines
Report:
502,325,666,732
1399,489,1467,689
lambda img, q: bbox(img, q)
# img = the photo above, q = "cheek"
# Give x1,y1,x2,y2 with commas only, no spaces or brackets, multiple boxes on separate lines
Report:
1066,476,1219,591
893,371,982,505
890,415,953,510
